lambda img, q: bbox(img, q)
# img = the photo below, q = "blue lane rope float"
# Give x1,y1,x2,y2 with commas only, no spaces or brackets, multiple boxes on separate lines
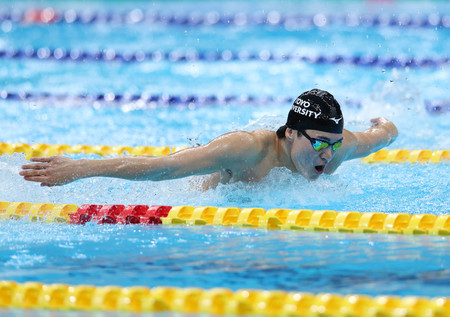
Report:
2,8,450,29
1,47,449,69
0,90,361,109
425,99,450,115
2,90,449,115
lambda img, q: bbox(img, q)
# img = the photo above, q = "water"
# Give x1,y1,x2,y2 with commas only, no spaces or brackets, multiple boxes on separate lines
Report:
0,0,449,312
0,223,449,297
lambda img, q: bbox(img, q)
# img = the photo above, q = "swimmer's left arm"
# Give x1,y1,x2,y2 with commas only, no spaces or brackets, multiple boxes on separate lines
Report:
342,117,398,160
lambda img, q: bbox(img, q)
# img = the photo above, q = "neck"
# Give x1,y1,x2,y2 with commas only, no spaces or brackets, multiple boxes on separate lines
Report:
274,134,296,172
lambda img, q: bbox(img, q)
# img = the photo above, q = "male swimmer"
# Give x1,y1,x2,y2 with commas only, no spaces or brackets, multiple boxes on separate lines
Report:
20,89,398,188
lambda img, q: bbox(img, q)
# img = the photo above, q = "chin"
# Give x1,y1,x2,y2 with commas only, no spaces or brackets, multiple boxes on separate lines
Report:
302,171,320,181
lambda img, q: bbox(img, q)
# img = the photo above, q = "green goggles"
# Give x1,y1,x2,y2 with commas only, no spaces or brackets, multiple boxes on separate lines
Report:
299,130,343,152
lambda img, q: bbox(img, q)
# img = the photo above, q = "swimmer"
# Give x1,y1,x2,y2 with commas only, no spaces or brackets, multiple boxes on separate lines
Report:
20,89,398,188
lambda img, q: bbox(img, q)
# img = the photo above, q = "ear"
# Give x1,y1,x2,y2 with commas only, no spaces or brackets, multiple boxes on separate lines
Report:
285,128,295,142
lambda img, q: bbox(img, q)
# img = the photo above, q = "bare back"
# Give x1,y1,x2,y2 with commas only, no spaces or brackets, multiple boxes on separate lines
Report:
200,129,282,188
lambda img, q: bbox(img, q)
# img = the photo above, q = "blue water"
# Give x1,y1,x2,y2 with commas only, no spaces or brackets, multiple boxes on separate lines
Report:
0,223,449,297
0,0,449,309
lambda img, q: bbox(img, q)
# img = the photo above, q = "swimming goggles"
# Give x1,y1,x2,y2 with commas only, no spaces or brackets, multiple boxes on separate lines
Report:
299,130,343,152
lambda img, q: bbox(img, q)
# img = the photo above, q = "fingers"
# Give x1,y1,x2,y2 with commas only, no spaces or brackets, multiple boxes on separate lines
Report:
29,156,56,163
22,174,60,186
370,117,381,123
22,157,54,171
21,163,49,170
20,168,49,177
22,176,49,182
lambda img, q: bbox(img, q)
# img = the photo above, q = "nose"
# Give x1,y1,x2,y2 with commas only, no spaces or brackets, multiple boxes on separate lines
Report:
320,146,334,161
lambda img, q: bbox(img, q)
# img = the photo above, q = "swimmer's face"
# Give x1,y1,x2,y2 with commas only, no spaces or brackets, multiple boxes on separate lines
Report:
288,128,343,180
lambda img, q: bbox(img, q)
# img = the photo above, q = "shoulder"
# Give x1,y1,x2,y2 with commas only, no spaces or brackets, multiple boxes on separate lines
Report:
207,129,273,162
213,129,272,146
212,129,272,149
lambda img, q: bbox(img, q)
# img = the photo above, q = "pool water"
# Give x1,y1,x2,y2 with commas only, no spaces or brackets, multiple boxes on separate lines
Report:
0,223,449,297
0,0,449,311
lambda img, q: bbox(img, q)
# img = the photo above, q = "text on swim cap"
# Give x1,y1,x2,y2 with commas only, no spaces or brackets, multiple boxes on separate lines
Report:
294,98,311,108
292,98,321,119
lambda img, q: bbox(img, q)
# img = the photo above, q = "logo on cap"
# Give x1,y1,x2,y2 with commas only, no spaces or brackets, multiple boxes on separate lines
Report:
329,117,342,124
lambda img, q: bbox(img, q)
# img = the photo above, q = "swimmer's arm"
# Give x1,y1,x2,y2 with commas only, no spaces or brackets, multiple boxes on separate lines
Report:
343,117,398,160
20,131,264,186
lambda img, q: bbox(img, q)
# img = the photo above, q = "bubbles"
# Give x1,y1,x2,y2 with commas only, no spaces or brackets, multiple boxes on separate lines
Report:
4,150,447,215
5,253,46,268
1,20,12,33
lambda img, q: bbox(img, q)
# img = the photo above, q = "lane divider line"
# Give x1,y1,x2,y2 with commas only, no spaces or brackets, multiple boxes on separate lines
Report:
0,142,188,158
0,90,363,109
2,8,450,30
1,142,449,163
1,90,448,115
1,47,448,68
361,149,450,164
1,202,449,236
0,281,448,315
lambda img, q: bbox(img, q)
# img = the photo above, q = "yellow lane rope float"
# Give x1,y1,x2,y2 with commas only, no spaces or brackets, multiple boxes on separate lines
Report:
0,281,448,316
0,142,449,163
0,142,188,158
361,149,450,164
1,201,449,236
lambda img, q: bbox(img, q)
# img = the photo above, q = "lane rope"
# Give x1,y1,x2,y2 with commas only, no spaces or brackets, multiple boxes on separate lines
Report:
1,281,448,315
2,8,450,29
1,90,448,114
361,149,450,164
1,201,449,236
0,90,362,109
1,142,449,163
1,47,448,68
0,142,188,158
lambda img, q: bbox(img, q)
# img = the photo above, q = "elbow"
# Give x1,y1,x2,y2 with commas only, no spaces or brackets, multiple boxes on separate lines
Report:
386,122,398,146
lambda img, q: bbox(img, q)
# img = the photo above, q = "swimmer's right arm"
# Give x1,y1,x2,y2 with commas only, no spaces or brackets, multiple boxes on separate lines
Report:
344,117,398,160
20,131,265,186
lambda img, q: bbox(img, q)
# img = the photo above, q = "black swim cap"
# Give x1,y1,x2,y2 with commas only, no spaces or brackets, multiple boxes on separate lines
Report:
286,89,344,134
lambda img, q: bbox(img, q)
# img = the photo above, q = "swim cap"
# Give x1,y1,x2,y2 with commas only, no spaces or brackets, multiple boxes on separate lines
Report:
286,89,344,134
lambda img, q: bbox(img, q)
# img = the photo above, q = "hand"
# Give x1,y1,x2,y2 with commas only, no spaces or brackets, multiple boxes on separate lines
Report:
370,117,398,145
370,117,390,127
20,156,83,187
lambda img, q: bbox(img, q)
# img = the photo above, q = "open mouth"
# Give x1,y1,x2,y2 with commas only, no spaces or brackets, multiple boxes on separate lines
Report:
314,165,325,174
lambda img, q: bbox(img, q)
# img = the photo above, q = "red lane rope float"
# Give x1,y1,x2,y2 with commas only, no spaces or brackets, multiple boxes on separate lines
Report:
1,202,449,236
69,204,171,225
